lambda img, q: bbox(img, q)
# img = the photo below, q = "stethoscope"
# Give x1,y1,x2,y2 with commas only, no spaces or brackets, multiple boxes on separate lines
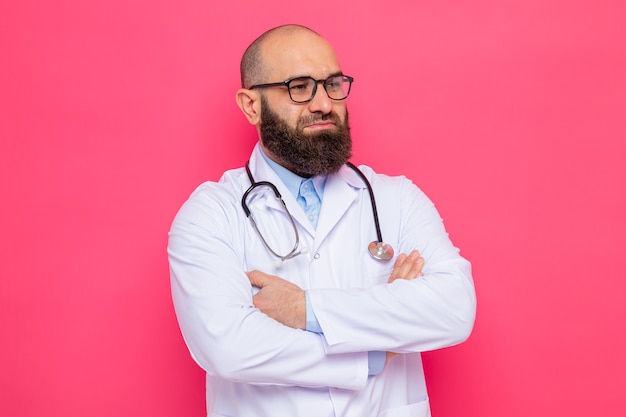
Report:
241,161,394,266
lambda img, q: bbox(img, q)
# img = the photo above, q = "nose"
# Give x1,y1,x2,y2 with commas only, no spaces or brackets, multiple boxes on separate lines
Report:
306,82,333,114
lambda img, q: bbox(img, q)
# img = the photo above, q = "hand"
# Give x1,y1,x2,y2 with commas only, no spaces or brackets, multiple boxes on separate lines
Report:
247,270,306,330
388,250,424,283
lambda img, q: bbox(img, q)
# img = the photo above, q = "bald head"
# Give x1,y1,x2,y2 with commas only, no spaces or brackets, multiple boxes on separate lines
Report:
235,25,351,176
240,25,329,88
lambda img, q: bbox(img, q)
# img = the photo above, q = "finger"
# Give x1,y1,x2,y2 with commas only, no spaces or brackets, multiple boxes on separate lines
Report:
402,251,424,279
409,256,425,278
391,251,424,282
247,270,270,288
397,250,419,277
388,253,408,283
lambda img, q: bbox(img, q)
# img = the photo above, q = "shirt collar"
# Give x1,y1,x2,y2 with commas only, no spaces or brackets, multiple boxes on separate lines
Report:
259,146,326,200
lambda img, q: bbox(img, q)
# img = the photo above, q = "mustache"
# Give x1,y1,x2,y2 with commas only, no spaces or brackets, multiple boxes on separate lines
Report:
297,112,341,128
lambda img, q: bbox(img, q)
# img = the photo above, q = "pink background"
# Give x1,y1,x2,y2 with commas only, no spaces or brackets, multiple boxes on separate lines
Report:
2,1,625,416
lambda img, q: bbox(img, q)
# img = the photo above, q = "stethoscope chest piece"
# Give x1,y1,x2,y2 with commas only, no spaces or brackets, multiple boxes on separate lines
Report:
368,241,394,261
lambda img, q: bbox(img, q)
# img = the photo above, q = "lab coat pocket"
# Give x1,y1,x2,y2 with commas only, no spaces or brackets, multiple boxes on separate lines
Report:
379,398,431,417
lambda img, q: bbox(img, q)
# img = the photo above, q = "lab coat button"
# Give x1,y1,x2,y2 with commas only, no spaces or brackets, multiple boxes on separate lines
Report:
314,253,320,259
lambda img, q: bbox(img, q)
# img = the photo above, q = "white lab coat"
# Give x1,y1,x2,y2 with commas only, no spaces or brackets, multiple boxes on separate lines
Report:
168,143,476,417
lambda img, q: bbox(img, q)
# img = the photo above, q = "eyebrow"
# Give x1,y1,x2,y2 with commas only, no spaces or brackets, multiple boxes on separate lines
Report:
287,71,344,80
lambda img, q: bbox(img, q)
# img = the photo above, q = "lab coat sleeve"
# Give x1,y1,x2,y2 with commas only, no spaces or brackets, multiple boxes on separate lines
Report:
308,173,477,355
168,183,369,389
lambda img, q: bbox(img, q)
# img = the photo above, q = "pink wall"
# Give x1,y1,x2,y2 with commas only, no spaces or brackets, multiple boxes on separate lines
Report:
2,1,625,416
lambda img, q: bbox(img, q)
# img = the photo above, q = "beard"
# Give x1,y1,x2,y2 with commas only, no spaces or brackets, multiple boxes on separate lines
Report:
259,96,352,177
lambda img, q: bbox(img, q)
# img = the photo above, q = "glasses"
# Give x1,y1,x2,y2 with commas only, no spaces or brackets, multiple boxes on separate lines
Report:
249,75,354,103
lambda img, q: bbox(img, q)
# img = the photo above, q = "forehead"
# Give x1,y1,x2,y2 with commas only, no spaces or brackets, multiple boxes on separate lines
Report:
261,30,341,80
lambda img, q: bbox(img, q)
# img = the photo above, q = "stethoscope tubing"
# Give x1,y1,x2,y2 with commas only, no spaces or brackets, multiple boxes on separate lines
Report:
345,161,384,245
242,160,391,262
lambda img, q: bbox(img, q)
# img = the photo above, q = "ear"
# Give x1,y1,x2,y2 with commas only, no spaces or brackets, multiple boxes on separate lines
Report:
236,88,262,125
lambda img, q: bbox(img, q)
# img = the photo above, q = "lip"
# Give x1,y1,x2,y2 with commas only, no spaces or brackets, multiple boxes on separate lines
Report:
304,121,336,131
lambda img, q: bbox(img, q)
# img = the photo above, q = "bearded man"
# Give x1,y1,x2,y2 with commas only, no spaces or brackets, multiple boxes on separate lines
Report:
168,24,476,417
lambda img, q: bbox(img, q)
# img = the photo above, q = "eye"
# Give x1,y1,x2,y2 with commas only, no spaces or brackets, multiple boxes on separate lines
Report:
325,77,343,90
289,78,313,91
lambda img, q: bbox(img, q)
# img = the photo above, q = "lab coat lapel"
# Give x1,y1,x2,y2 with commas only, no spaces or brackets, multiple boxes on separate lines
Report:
314,166,364,250
261,190,316,237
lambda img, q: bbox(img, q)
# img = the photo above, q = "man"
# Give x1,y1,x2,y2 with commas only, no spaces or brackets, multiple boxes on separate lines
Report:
168,24,476,417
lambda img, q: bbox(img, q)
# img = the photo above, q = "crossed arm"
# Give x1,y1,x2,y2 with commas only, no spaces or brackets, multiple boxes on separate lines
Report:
247,249,425,330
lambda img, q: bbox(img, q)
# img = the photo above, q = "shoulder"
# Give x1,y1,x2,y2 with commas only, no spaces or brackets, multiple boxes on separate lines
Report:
172,167,248,227
349,163,418,192
349,163,435,212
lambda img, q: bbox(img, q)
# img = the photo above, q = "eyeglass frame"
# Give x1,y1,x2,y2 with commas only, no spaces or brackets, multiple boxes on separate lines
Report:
248,74,354,103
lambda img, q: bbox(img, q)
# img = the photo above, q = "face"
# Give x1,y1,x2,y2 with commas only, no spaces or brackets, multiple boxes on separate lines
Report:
255,29,352,176
259,94,352,177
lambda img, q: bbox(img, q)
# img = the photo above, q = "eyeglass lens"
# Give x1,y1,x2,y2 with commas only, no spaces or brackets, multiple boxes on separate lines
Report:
288,76,351,102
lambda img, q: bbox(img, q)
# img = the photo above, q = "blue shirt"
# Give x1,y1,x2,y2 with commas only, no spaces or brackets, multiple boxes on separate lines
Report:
260,148,385,375
259,149,325,229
